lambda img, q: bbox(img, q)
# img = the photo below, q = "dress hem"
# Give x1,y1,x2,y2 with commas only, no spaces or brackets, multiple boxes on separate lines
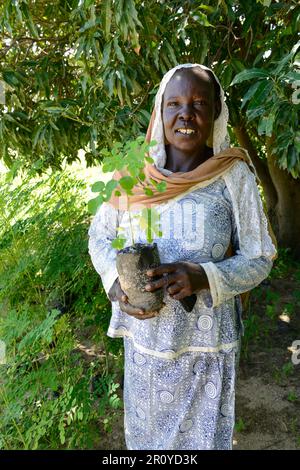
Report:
107,326,239,359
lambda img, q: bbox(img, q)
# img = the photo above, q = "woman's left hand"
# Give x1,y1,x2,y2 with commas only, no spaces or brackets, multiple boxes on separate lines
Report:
145,262,209,301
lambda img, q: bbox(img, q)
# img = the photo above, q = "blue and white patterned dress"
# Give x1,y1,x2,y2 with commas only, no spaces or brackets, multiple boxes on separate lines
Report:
88,160,277,450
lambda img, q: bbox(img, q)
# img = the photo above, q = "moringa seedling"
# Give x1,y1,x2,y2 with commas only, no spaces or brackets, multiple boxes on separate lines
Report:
88,136,166,248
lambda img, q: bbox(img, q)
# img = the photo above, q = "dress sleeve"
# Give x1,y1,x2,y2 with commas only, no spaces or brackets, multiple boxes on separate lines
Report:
88,202,119,297
200,161,277,309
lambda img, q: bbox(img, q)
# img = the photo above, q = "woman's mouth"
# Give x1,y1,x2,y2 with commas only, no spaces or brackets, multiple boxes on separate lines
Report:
175,128,196,136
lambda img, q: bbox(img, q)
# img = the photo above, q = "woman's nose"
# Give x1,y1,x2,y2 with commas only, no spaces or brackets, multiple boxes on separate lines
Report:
179,104,195,121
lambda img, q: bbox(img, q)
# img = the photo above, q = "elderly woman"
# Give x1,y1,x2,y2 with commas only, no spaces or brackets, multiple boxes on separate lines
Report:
88,64,277,450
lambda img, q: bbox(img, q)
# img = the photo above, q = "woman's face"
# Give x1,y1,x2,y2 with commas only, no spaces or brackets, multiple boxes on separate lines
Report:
162,68,220,155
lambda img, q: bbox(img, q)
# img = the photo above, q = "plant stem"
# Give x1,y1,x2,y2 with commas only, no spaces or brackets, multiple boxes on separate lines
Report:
127,198,135,246
146,207,152,243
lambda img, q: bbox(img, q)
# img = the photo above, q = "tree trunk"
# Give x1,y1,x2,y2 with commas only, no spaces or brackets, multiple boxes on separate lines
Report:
266,149,300,259
234,125,300,260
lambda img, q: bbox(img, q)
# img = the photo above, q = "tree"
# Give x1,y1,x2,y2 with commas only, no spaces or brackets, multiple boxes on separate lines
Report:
0,0,299,256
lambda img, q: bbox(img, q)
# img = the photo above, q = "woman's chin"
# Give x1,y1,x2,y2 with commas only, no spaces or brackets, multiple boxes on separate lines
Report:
171,141,207,154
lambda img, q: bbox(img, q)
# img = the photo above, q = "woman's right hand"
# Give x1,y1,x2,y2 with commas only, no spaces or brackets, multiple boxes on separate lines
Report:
108,278,159,320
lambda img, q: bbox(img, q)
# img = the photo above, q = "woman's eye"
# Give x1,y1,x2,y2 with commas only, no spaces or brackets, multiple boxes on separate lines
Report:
194,100,207,106
168,102,178,107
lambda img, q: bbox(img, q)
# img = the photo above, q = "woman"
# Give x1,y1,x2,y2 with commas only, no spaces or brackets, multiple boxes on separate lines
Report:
88,64,277,450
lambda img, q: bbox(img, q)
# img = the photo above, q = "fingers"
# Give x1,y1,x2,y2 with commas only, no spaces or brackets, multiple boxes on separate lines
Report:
134,311,159,320
170,289,189,300
167,283,182,295
146,263,177,277
115,282,128,303
119,300,159,320
119,300,145,316
145,273,179,292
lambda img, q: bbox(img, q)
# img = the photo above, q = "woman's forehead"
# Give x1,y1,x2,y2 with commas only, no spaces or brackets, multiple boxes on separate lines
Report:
163,69,213,98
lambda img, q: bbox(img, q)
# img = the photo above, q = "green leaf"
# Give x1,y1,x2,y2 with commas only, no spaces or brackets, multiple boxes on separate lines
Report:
156,181,167,192
230,58,245,74
44,106,64,114
88,195,103,215
258,113,276,136
113,37,125,63
111,237,126,250
105,179,118,199
287,145,298,171
241,81,262,109
247,80,273,110
21,3,39,38
91,181,105,192
222,65,233,90
246,106,265,121
59,427,65,445
102,41,112,66
119,176,134,191
230,68,269,86
144,187,153,196
104,0,112,39
164,40,177,66
192,11,212,27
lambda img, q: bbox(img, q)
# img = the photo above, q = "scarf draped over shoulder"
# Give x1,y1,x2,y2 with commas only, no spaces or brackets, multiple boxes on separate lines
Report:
108,146,255,211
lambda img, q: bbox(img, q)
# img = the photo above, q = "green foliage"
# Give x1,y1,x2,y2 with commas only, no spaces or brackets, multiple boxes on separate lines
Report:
230,43,300,177
269,247,299,279
241,247,299,359
265,289,280,321
287,391,298,403
273,361,295,385
0,166,123,449
88,137,156,214
235,417,246,433
282,362,294,378
242,310,260,360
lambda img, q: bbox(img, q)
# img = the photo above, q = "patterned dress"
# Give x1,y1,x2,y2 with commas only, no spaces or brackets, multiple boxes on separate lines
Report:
88,160,277,450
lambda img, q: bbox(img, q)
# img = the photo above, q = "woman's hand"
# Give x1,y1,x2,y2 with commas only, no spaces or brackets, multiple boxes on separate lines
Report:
108,278,160,320
145,262,209,300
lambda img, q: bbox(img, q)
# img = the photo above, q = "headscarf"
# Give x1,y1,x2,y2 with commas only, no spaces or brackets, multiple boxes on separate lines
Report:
146,63,231,167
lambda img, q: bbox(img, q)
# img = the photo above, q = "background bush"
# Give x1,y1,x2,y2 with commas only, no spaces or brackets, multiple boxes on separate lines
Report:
0,165,123,449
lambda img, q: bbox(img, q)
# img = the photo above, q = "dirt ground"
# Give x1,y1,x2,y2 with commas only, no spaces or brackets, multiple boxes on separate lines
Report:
233,276,300,450
93,267,300,451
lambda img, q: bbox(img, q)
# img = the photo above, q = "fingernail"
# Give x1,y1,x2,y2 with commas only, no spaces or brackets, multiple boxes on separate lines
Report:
139,311,144,315
145,285,151,291
146,271,153,276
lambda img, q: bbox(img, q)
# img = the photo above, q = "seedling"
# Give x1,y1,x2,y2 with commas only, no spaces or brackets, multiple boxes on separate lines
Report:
88,136,166,248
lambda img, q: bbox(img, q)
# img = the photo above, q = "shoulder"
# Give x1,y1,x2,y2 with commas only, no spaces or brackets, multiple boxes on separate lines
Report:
221,156,261,208
223,158,257,187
